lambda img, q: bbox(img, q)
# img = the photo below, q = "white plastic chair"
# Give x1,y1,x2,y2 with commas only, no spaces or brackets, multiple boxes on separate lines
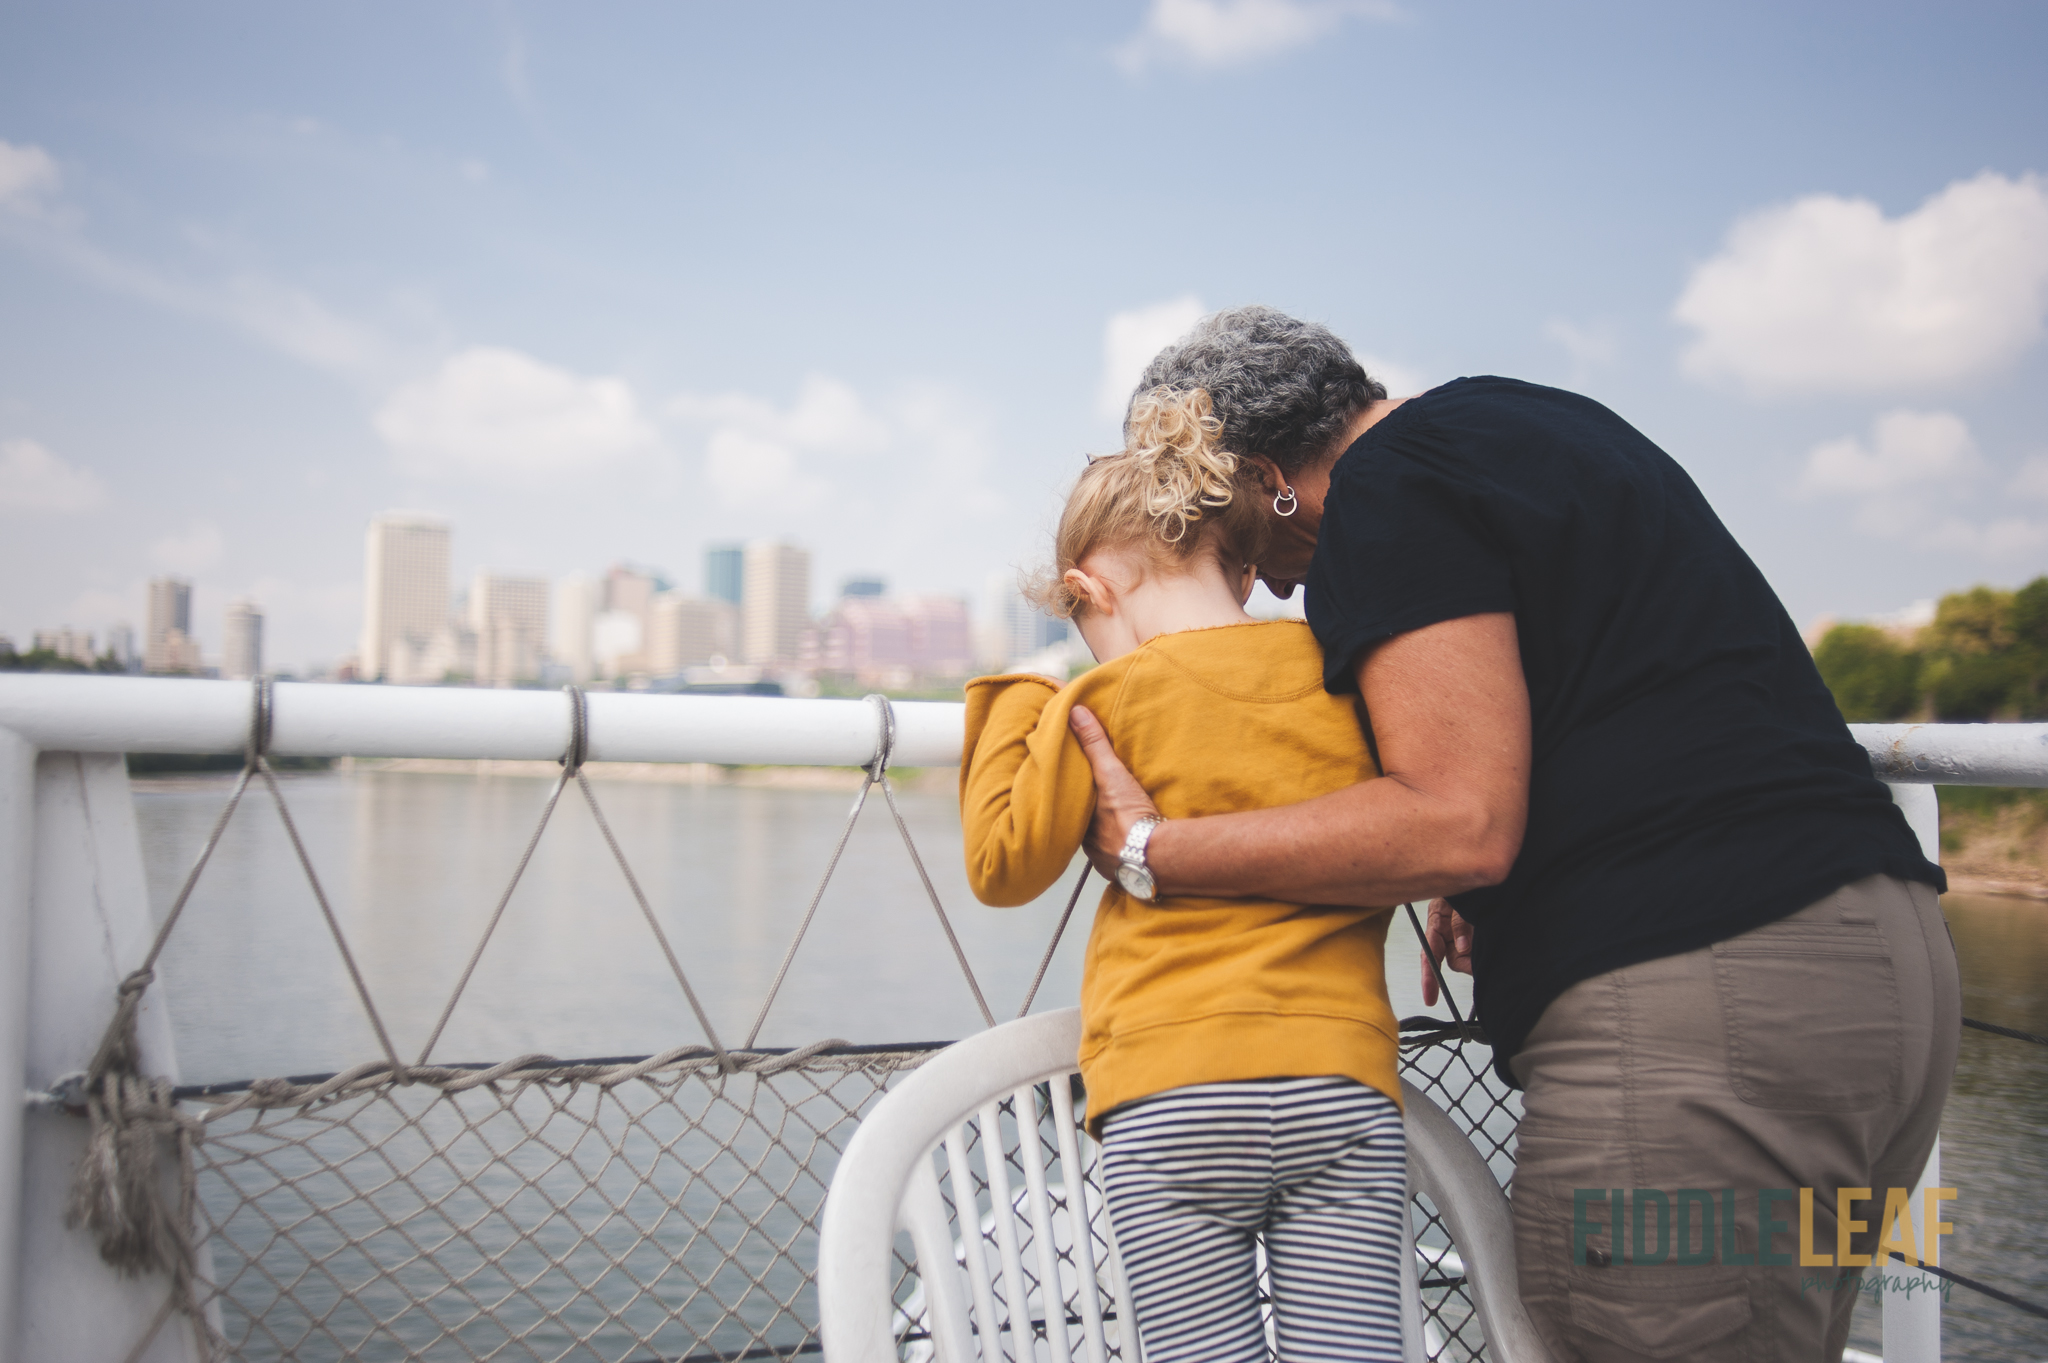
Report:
819,1008,1557,1363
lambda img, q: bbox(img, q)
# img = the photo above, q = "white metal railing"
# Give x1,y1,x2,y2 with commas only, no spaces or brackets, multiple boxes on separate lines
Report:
3,675,2046,785
5,674,2041,1363
0,673,962,767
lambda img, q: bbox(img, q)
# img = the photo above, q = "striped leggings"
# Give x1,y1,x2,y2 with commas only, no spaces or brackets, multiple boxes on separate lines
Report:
1097,1077,1406,1363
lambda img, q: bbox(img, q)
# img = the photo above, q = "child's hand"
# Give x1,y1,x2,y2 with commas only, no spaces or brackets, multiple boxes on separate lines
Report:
1419,897,1473,1007
1069,705,1163,881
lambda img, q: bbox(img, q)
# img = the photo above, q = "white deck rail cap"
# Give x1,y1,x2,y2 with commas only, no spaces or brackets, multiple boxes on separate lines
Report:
0,674,965,769
3,676,2047,784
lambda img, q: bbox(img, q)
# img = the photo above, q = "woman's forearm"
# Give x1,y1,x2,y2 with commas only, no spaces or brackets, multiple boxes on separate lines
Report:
1145,773,1520,905
1072,612,1532,906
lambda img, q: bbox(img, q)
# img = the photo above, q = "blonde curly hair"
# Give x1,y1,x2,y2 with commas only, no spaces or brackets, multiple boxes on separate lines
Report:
1027,387,1270,619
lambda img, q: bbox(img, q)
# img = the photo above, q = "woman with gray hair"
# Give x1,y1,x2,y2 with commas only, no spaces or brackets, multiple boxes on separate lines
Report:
1067,306,1956,1363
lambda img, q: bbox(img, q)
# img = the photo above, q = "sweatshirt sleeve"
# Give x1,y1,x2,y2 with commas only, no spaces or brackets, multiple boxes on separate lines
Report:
959,673,1098,907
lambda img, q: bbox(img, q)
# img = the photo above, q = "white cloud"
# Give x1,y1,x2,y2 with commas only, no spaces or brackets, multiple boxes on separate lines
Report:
0,438,105,512
1358,352,1429,398
1797,409,1980,497
703,426,829,510
1794,411,2048,559
1675,171,2048,396
0,138,58,212
1904,513,2048,559
219,275,399,378
150,521,224,574
0,137,421,386
1544,317,1617,383
674,375,896,510
374,346,662,484
1117,0,1399,73
1098,295,1205,420
668,372,1006,568
2008,454,2048,503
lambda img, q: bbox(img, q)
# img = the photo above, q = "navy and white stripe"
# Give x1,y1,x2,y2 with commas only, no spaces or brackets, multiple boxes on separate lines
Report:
1098,1077,1407,1363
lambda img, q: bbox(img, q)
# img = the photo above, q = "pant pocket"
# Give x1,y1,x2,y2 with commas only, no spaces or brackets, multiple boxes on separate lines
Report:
1568,1277,1752,1360
1712,925,1902,1111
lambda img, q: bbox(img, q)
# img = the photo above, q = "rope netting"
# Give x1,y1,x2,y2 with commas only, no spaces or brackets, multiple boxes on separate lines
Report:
64,680,1527,1363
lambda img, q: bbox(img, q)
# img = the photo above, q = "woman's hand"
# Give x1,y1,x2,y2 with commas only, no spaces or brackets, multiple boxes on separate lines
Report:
1069,705,1162,880
1420,897,1473,1007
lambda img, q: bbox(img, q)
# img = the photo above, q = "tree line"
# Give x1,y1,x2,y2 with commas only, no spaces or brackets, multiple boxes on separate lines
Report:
0,642,131,674
1814,578,2048,722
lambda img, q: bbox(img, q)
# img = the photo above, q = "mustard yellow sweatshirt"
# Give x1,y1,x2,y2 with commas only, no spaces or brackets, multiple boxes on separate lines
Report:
959,619,1400,1133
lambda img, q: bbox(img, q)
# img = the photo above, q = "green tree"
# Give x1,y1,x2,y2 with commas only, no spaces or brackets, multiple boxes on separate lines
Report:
1920,585,2027,719
2008,576,2048,716
1813,625,1920,721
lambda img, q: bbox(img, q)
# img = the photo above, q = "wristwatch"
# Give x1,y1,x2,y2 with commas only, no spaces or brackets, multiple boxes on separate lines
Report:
1116,816,1164,901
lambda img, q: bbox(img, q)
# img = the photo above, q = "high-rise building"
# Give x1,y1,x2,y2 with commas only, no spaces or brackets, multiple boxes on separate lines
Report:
552,574,600,683
32,627,95,665
904,596,973,675
742,541,810,666
705,545,744,606
840,576,886,599
221,600,264,680
811,591,972,684
649,593,739,675
145,577,203,674
469,573,548,687
592,565,663,677
976,572,1069,668
360,513,451,683
105,622,137,672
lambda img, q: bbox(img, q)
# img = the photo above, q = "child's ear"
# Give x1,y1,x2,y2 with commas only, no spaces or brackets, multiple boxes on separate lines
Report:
1236,560,1258,606
1063,568,1112,616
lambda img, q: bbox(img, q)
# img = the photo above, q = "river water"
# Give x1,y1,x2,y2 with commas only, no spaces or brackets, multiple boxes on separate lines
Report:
130,768,2047,1362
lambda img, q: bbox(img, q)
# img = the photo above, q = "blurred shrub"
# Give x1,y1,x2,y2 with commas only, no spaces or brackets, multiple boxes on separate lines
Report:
1815,576,2048,722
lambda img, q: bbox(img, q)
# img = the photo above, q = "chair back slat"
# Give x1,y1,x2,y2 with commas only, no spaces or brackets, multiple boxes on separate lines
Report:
902,1162,978,1363
978,1097,1036,1361
1047,1092,1111,1363
1399,1160,1425,1363
943,1125,1004,1359
1013,1085,1078,1363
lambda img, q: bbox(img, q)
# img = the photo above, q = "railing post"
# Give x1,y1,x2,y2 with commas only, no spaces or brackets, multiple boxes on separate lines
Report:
18,753,202,1362
0,727,33,1363
1883,782,1942,1363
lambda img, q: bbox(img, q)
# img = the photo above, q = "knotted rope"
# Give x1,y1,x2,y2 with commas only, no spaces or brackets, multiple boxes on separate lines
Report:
69,682,402,1295
66,680,409,1359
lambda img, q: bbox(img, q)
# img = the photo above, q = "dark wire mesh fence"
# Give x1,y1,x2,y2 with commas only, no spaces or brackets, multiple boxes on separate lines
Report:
177,1028,1521,1362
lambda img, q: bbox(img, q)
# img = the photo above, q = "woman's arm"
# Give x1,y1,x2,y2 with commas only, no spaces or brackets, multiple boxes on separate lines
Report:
1070,612,1530,905
961,676,1100,907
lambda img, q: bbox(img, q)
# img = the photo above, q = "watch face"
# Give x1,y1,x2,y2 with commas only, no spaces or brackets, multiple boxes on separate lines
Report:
1116,863,1155,900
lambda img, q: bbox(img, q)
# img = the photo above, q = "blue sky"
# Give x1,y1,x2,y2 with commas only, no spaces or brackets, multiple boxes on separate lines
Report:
2,0,2045,671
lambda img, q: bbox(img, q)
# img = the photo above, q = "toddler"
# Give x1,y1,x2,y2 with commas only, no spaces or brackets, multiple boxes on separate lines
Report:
959,387,1407,1362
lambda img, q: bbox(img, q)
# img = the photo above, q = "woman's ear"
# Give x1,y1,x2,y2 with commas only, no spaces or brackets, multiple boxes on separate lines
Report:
1241,453,1286,497
1063,567,1115,617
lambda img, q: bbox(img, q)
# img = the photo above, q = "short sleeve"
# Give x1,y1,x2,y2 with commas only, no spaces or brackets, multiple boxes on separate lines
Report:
1303,416,1517,693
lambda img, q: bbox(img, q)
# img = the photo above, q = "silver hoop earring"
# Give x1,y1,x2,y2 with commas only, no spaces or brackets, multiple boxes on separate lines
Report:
1273,486,1298,517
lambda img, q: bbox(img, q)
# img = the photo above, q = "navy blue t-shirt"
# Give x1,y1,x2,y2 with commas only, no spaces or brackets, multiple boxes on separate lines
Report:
1303,377,1942,1083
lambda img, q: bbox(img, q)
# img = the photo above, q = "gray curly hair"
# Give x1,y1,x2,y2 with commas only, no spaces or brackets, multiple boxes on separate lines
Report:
1131,305,1386,475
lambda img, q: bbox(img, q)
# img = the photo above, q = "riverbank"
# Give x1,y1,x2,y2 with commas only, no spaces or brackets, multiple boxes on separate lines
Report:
1940,788,2048,898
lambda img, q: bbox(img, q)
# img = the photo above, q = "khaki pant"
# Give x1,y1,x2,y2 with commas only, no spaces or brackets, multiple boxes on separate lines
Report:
1508,875,1959,1362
